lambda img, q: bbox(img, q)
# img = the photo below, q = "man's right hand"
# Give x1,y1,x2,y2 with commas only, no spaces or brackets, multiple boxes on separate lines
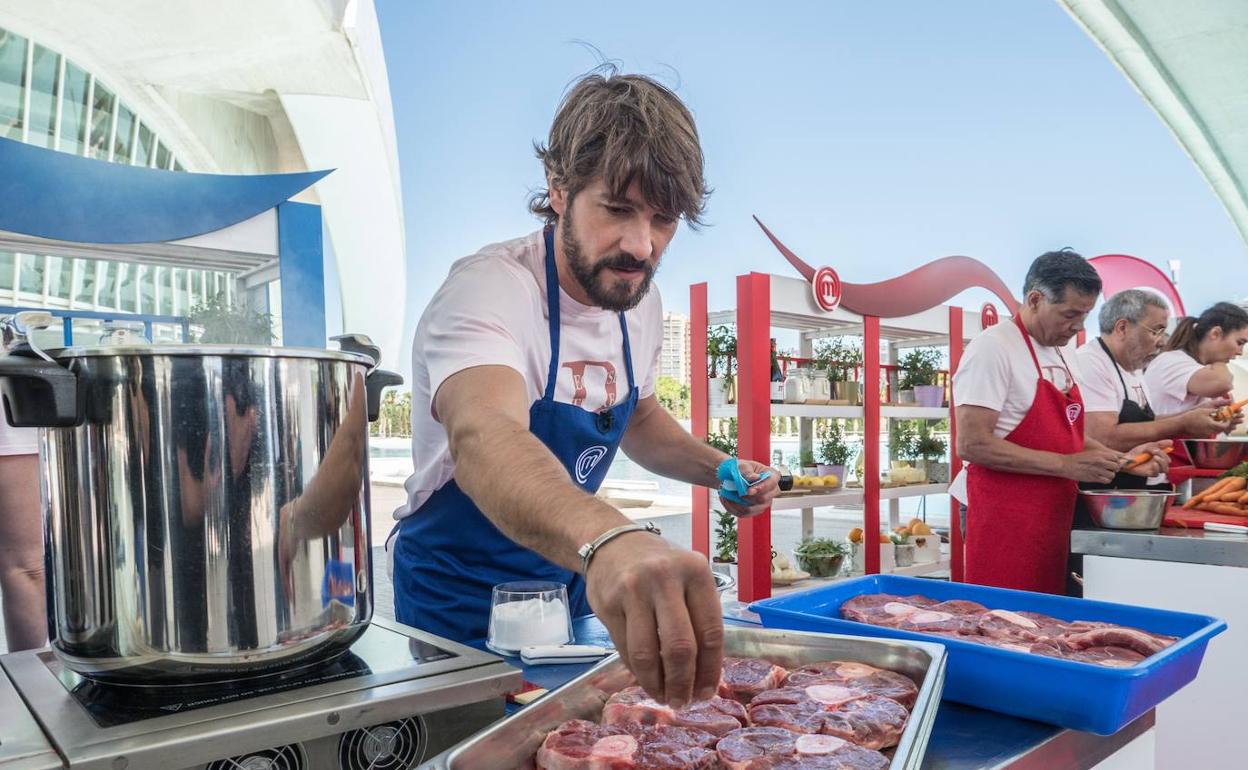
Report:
1061,447,1123,483
1181,399,1233,437
586,534,724,708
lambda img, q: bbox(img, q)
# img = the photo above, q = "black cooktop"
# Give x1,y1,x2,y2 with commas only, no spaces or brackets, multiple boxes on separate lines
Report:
50,623,458,728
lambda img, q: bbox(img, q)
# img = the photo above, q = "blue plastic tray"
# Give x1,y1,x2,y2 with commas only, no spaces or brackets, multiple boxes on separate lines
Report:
749,575,1226,735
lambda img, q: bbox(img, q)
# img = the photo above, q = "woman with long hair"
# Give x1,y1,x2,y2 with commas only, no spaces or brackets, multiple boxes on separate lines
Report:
1143,302,1248,418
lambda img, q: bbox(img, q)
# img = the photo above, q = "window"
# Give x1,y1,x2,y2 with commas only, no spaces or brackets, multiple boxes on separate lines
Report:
175,269,188,311
173,159,185,172
100,261,119,308
19,254,45,294
0,250,15,293
59,61,88,155
138,265,154,313
133,121,153,166
73,259,96,304
112,104,135,163
158,266,174,314
190,271,203,303
154,140,170,170
88,80,114,160
118,263,136,311
26,44,58,149
0,29,26,141
47,256,72,299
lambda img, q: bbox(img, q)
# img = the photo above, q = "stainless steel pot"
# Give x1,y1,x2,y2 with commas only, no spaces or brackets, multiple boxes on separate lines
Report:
0,334,402,684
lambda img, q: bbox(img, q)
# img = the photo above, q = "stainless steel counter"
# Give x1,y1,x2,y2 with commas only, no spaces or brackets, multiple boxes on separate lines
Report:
1071,526,1248,568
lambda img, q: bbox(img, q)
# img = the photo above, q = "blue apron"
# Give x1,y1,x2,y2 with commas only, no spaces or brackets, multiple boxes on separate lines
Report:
390,227,639,643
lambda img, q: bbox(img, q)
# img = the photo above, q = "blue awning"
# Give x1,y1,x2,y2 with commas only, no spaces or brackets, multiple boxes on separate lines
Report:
0,137,331,245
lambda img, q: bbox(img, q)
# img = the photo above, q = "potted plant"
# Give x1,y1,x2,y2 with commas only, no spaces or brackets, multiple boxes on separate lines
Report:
890,529,916,567
817,421,851,481
793,537,849,578
898,347,943,408
712,509,738,575
915,424,949,483
815,338,863,404
799,449,818,477
706,325,738,406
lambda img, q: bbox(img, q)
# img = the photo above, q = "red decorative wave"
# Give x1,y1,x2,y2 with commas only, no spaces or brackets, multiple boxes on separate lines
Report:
754,216,1021,317
1088,254,1185,316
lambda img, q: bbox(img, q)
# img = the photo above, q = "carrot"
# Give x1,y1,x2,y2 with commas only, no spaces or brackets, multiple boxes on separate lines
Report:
1207,502,1247,516
1186,477,1234,508
1216,398,1248,421
1235,490,1248,503
1217,478,1247,498
1122,446,1174,471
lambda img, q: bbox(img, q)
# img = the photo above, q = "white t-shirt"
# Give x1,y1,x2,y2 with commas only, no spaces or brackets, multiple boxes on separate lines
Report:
395,230,663,519
949,320,1082,503
1075,339,1150,415
0,419,38,456
1142,349,1212,417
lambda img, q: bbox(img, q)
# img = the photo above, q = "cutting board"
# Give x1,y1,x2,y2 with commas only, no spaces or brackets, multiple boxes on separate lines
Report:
1163,506,1248,529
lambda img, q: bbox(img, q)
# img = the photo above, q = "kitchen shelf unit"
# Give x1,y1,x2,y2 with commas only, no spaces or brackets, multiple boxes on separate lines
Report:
692,271,991,603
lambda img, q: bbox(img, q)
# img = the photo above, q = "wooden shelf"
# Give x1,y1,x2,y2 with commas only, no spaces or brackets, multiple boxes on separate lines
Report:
771,483,947,510
711,404,946,420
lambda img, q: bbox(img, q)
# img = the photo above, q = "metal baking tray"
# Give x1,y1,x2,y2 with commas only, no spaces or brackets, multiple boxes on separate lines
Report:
419,625,947,770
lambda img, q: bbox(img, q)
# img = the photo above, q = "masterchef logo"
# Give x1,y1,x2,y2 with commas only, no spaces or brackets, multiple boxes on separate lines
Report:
812,266,842,312
981,302,999,328
575,445,609,484
1066,403,1082,425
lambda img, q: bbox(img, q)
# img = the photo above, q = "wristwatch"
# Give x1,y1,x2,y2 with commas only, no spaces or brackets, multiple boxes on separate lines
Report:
578,522,662,575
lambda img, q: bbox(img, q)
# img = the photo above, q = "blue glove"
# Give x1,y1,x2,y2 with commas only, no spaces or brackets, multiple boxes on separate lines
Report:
717,457,771,506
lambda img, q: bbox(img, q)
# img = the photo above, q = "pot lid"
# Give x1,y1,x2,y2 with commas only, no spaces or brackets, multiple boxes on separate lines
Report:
46,343,374,366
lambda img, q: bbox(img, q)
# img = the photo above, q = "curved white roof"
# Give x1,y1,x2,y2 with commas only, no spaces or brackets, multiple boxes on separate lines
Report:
1059,0,1248,247
0,0,406,361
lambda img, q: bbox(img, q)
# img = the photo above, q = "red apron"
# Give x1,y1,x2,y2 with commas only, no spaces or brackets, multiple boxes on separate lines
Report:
965,315,1084,594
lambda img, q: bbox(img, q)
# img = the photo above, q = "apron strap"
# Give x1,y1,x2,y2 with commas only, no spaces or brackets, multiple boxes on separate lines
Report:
1096,336,1132,400
542,227,562,401
1013,313,1074,388
619,312,636,392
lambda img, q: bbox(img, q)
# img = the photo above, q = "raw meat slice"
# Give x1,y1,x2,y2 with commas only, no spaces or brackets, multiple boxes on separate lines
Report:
536,720,719,770
1029,642,1146,667
896,609,980,635
716,726,889,770
719,656,791,704
748,685,909,750
603,686,748,736
1060,626,1177,657
977,609,1068,643
784,660,919,709
839,594,935,625
927,599,988,615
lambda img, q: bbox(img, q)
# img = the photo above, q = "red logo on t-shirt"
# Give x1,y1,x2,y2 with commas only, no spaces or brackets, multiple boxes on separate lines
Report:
1066,403,1082,425
562,361,618,408
981,303,999,328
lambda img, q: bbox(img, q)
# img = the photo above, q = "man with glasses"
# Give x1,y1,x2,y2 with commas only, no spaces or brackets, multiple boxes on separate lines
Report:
1075,289,1231,485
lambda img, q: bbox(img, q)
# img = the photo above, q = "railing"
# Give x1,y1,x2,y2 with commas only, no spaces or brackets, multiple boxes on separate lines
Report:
0,305,191,345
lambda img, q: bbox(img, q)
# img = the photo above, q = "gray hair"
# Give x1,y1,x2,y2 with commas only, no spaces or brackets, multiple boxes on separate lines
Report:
1098,289,1169,334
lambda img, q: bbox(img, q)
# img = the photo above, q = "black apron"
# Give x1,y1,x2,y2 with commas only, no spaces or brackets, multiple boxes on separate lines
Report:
1080,338,1158,492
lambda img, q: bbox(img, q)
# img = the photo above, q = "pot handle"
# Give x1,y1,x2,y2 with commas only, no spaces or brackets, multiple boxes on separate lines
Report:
365,369,404,422
0,354,83,427
331,333,382,368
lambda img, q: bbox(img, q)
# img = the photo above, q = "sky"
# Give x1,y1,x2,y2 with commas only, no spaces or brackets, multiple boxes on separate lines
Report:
375,0,1246,376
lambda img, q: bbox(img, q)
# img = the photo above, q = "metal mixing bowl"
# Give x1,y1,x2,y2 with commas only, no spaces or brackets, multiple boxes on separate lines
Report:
1078,490,1176,530
1184,438,1248,469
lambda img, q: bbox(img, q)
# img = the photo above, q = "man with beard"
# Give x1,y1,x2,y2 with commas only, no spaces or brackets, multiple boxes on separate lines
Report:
388,70,781,707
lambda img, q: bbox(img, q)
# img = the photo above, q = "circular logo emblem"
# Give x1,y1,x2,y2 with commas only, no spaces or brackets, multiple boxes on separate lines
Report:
981,302,999,328
812,266,842,312
575,445,609,484
1066,403,1082,425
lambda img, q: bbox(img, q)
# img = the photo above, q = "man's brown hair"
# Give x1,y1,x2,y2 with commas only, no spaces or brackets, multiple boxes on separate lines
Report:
530,68,709,227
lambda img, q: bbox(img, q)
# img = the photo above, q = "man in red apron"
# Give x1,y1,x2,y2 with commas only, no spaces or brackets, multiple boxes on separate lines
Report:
951,250,1170,594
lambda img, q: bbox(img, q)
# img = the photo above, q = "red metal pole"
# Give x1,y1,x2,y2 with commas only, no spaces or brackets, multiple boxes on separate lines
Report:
864,315,881,575
691,283,710,559
737,272,772,602
948,306,965,583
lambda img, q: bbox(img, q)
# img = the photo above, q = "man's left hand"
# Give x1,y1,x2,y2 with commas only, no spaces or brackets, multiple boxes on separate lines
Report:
1121,440,1173,477
719,460,781,518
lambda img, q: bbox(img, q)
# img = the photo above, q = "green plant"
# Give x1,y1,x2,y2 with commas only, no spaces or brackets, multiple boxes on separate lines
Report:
706,422,738,456
915,429,947,462
897,347,942,391
707,325,738,379
890,420,921,461
656,376,690,418
800,449,817,467
186,291,276,345
889,530,911,545
818,421,852,465
814,337,863,382
794,537,850,557
714,509,737,562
